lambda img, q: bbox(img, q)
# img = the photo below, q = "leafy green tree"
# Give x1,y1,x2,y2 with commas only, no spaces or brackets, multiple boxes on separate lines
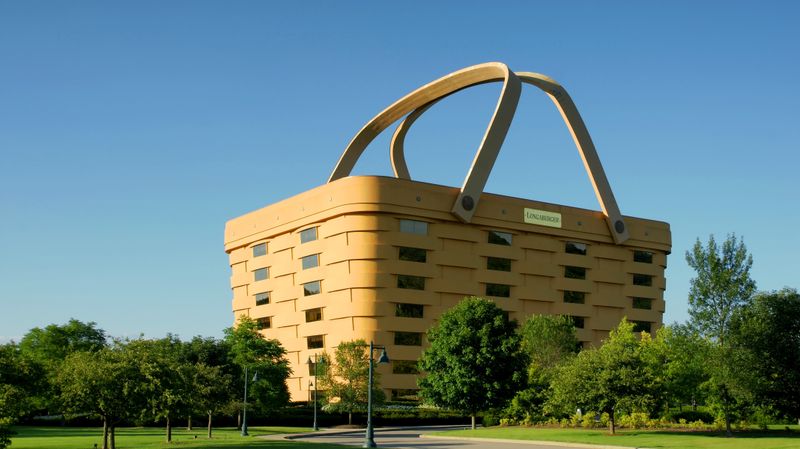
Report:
56,347,145,449
18,319,106,414
686,234,756,345
418,297,527,429
732,288,800,421
653,324,710,412
224,316,291,422
319,340,384,425
1,343,45,449
191,363,232,438
125,337,193,443
19,319,107,369
548,319,661,434
507,315,579,424
685,234,756,435
183,336,235,436
520,314,580,371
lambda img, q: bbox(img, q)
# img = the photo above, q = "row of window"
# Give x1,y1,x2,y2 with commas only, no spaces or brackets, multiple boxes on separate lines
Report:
562,290,654,310
302,331,425,350
254,280,655,309
299,319,653,348
251,221,655,264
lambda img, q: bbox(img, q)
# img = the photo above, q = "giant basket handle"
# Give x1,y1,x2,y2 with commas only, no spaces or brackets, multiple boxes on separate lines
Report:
390,71,629,244
328,62,521,223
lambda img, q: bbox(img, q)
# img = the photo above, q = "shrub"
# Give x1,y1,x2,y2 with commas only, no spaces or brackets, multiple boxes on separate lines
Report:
581,411,598,428
618,412,649,429
670,410,714,424
482,412,500,427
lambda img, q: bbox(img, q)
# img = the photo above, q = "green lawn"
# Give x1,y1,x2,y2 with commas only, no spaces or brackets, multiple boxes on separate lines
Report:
9,426,347,449
434,426,800,449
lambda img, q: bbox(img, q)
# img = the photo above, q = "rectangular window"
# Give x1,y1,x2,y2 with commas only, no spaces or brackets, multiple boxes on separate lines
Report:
394,331,422,346
253,267,269,282
395,303,424,318
487,257,512,271
307,335,324,349
399,219,428,235
565,241,587,255
569,316,585,329
488,230,512,246
392,360,420,374
632,297,653,310
255,292,270,306
256,317,271,330
252,243,267,258
399,247,427,263
397,275,425,290
391,389,420,401
563,290,586,304
634,250,654,264
632,321,652,333
300,227,318,243
301,254,320,270
564,266,586,280
485,283,511,298
633,274,653,287
305,307,323,322
303,280,321,296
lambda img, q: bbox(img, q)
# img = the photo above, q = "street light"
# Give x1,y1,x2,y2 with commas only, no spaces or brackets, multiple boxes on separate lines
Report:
364,341,389,448
241,368,258,437
306,354,326,431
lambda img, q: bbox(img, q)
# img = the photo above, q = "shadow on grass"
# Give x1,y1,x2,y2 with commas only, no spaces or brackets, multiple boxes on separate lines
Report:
626,429,800,440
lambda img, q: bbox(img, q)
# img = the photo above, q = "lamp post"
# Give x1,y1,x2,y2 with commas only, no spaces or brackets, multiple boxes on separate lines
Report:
241,368,258,437
306,354,325,431
363,341,389,448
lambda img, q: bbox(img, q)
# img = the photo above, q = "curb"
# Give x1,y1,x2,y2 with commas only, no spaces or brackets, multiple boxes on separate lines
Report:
421,434,653,449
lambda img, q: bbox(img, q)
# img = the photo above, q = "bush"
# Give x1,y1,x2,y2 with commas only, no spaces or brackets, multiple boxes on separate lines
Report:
618,412,649,429
670,410,714,424
482,412,500,427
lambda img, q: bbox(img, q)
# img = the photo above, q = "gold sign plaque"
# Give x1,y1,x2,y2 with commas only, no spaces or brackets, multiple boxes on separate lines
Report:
524,208,562,228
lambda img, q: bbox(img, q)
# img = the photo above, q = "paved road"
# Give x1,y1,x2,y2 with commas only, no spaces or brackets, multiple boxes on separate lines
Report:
286,425,602,449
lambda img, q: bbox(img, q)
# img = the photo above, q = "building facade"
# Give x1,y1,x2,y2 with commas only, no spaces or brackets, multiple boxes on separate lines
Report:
224,175,671,402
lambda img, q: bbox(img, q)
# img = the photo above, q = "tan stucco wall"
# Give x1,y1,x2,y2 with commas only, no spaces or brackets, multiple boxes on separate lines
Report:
225,176,671,402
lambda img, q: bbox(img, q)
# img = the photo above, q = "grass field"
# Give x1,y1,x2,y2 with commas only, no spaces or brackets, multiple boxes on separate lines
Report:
9,426,348,449
435,426,800,449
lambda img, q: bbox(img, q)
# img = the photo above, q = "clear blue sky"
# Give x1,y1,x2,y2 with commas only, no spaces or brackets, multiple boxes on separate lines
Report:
1,1,798,342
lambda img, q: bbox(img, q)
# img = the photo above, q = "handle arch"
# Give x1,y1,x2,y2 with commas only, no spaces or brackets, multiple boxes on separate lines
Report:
328,62,521,223
389,71,629,244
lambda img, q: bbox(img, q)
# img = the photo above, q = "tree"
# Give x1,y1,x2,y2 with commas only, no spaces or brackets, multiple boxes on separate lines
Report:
653,324,710,411
125,337,193,443
519,314,580,372
507,315,579,424
1,343,45,449
548,319,661,434
19,319,107,369
732,288,800,421
319,340,384,425
224,316,291,423
418,297,527,429
56,347,145,449
191,363,232,438
18,319,106,415
685,234,756,435
686,234,756,345
183,336,235,436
